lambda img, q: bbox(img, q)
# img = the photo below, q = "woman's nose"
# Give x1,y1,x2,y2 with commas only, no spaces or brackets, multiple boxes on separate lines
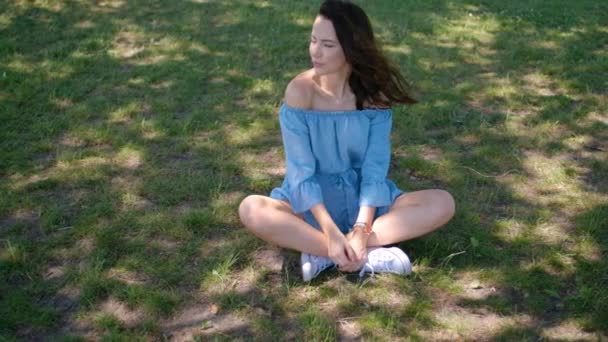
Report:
310,44,322,58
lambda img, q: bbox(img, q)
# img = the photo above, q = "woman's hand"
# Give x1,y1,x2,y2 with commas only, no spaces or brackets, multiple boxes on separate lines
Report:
345,227,369,271
326,228,358,271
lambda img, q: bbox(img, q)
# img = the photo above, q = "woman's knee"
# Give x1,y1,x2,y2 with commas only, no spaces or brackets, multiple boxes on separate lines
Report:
238,195,267,229
433,189,455,222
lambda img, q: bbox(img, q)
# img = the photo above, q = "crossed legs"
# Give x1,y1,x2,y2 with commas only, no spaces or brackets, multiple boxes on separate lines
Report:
238,189,455,253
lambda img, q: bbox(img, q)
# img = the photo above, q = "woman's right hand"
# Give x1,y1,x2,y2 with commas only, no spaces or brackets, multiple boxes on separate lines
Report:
326,228,358,271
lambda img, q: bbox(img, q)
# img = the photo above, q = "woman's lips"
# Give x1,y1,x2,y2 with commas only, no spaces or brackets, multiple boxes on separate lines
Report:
313,61,324,68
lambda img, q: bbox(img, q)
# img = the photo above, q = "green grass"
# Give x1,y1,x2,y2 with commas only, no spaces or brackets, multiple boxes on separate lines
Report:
1,0,607,340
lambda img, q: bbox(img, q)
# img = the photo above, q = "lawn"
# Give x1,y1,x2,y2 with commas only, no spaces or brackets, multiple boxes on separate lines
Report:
1,0,607,340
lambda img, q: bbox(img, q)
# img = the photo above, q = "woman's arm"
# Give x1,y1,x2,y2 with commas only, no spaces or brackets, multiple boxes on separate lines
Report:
282,79,357,269
310,203,357,269
279,80,322,213
346,111,394,269
359,111,393,207
345,205,375,271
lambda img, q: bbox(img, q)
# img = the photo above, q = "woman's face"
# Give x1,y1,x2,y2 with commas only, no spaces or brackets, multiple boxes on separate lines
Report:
309,15,348,75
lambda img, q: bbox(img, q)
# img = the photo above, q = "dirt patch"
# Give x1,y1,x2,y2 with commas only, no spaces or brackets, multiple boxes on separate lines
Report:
235,99,248,108
257,147,285,177
98,297,146,328
111,31,145,59
337,318,362,341
208,76,227,85
44,286,92,340
421,145,443,162
172,202,196,215
456,133,481,146
467,97,497,115
251,247,284,273
43,265,66,281
194,314,252,340
160,299,253,341
213,191,244,208
122,154,142,170
522,72,565,98
415,274,530,340
456,272,499,301
49,285,81,314
0,208,40,232
75,20,94,29
105,267,148,286
78,237,96,254
541,320,605,340
152,238,182,254
121,193,153,211
59,133,85,148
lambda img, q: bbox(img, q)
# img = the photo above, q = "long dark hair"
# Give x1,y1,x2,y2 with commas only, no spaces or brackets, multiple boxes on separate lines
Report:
319,0,417,109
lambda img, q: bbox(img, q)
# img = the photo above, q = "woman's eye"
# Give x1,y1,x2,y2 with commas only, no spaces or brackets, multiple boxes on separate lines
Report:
324,44,334,48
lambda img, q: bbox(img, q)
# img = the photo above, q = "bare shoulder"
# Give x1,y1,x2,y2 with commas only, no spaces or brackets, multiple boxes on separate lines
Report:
283,69,315,109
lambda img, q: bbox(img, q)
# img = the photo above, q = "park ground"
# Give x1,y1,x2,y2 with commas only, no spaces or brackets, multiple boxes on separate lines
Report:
1,0,607,340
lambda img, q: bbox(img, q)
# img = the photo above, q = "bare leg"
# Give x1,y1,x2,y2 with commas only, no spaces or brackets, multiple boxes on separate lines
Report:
238,195,329,256
366,189,455,247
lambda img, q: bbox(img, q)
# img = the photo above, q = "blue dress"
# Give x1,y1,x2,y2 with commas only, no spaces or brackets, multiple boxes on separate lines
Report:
270,103,405,234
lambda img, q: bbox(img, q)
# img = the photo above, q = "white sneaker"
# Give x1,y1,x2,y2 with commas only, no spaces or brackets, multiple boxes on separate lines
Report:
301,253,335,282
359,247,412,277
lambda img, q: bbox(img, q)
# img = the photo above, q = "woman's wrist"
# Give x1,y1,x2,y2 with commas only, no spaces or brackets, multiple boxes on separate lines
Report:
352,226,369,239
353,221,372,235
322,223,343,238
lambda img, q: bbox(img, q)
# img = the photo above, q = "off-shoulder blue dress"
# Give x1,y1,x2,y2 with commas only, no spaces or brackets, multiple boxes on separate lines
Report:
270,103,405,234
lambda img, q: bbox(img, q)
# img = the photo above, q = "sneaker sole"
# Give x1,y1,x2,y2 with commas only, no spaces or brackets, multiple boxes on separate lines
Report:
301,253,314,282
387,247,412,275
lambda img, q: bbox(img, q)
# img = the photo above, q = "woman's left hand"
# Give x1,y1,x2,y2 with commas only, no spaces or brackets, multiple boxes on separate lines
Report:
343,227,369,272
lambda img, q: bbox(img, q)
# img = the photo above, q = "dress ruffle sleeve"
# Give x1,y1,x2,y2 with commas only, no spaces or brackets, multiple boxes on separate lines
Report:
359,111,393,207
279,106,324,214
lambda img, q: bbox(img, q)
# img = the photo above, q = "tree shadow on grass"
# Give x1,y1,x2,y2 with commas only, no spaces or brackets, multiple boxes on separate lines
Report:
378,0,607,337
0,0,308,339
1,0,607,340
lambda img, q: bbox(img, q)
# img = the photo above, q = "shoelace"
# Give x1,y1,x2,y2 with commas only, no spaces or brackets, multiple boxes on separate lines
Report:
358,252,396,278
359,262,374,278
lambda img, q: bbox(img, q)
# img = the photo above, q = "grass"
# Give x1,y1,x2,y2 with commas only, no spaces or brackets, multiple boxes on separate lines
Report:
1,0,607,340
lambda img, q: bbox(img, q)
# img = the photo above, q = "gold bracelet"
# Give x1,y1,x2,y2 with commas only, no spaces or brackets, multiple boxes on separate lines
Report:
353,221,372,235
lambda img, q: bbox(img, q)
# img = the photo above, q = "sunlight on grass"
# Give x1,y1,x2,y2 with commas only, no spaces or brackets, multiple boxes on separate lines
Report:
440,13,498,45
384,44,412,56
227,120,275,146
438,310,534,340
522,72,567,97
106,266,148,286
189,42,211,55
0,239,24,263
2,0,607,339
246,78,277,98
108,102,143,123
115,146,143,170
6,58,36,74
492,219,527,242
11,0,64,11
293,16,312,28
516,152,587,201
542,319,600,340
0,13,12,29
299,306,337,341
95,0,125,10
8,145,146,196
109,29,147,60
573,237,603,262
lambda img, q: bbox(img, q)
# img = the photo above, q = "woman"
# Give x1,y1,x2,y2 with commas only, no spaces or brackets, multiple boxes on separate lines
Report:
239,0,455,281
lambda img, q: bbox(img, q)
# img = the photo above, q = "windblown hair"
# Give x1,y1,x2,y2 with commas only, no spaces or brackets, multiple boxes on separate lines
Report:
319,0,417,109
